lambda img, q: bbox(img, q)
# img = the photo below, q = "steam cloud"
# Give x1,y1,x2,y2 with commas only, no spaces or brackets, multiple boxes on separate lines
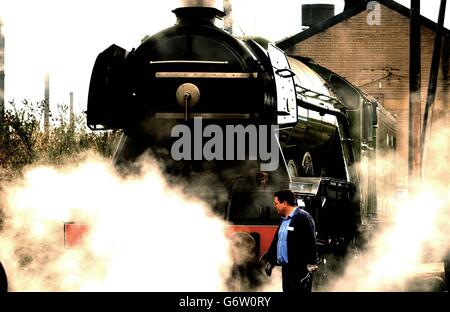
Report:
321,124,449,291
0,153,235,291
0,125,448,292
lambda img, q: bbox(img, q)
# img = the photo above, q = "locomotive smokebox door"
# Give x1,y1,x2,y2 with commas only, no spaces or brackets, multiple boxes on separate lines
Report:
267,44,298,125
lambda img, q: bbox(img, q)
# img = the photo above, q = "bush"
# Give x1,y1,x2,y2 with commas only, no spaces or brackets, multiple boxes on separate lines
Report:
0,99,122,176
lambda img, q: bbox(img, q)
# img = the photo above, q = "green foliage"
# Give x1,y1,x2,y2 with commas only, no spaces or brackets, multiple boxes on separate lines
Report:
0,100,41,171
0,99,122,175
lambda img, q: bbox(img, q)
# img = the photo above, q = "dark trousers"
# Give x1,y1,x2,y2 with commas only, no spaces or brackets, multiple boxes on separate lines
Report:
281,265,312,293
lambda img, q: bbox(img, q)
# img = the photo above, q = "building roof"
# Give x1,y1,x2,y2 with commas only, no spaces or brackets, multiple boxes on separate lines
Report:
276,0,450,50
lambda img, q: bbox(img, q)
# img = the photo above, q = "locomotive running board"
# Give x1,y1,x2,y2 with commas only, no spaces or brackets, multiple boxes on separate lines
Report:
289,177,355,197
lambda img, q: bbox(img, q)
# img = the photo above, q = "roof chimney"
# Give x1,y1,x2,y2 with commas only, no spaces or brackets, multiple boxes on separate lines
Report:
302,4,335,28
344,0,363,10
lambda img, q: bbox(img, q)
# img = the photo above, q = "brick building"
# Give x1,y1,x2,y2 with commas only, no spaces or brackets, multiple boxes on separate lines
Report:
277,0,450,186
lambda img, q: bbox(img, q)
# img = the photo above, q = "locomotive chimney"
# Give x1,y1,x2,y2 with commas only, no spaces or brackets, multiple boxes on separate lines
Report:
173,0,225,25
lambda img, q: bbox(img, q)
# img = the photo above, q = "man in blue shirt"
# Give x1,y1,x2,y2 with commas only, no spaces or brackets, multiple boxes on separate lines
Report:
264,190,318,293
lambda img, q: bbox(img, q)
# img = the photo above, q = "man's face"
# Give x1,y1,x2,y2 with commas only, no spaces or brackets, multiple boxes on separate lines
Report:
274,196,287,216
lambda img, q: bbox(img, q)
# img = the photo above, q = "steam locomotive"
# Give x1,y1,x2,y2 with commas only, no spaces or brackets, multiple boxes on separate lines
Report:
0,2,396,291
86,2,396,287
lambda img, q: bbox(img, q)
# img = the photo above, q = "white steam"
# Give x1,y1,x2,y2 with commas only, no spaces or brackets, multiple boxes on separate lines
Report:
1,125,447,292
325,126,449,291
0,154,233,291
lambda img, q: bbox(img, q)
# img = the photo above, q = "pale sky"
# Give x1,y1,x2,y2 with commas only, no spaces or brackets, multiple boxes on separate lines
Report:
0,0,449,115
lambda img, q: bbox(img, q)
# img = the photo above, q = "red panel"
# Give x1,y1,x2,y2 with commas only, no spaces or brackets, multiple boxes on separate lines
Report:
63,223,278,257
64,223,90,248
227,225,278,257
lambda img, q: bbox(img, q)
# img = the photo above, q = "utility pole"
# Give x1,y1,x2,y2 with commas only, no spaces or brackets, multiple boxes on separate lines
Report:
44,73,50,133
69,91,74,129
443,37,449,112
409,0,421,186
0,18,5,120
420,0,447,170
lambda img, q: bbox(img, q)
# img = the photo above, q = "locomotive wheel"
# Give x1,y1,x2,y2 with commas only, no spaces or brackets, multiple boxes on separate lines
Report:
288,152,315,178
229,232,257,266
0,261,7,292
287,159,298,178
227,232,264,291
301,152,315,177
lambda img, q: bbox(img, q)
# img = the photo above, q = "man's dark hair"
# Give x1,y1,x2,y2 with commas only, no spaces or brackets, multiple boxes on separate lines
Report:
274,190,296,206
